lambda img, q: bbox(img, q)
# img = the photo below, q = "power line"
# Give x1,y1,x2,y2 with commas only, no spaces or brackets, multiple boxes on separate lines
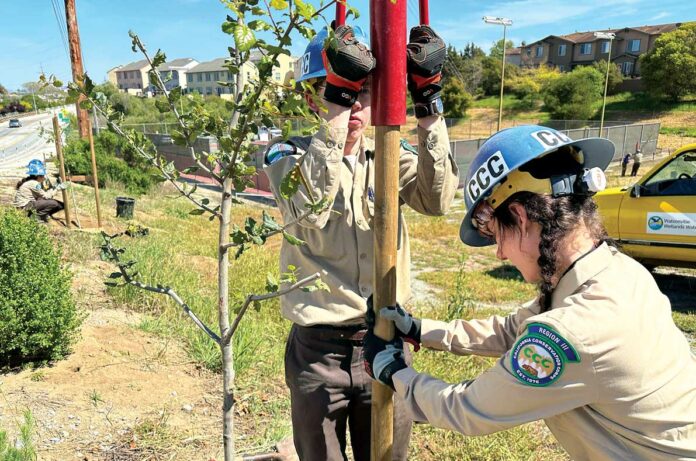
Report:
406,0,467,88
49,0,70,59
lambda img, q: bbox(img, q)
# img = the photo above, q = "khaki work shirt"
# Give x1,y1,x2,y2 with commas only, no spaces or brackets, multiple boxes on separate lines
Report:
13,179,58,208
263,118,458,326
394,243,696,460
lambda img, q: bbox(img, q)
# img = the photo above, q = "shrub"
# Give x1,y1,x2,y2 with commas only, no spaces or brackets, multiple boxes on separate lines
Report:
0,411,36,461
63,131,162,195
0,209,81,367
541,66,603,119
442,78,473,118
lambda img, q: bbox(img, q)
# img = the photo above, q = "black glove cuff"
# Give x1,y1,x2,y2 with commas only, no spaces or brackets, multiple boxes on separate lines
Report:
409,82,442,104
324,83,358,107
380,359,408,391
409,318,422,343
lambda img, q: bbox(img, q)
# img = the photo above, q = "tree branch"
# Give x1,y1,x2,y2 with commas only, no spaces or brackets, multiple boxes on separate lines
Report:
89,101,222,219
222,272,320,345
130,34,223,184
219,207,314,251
102,235,221,344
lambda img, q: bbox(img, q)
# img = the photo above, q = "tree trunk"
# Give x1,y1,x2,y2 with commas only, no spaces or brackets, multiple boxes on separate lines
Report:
218,178,235,460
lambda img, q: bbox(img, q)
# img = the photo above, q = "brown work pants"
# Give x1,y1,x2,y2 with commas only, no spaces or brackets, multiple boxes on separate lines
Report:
285,324,413,461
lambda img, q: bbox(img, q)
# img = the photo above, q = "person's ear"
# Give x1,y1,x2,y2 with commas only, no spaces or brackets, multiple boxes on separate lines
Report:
507,202,530,237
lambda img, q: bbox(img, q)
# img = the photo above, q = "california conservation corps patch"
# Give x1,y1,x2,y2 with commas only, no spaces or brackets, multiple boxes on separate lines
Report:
510,323,580,387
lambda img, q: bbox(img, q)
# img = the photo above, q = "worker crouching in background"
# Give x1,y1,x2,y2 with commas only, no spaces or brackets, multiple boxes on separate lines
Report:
13,160,66,223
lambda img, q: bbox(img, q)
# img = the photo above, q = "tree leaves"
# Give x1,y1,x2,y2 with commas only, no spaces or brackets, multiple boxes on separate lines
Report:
269,0,288,10
280,165,302,199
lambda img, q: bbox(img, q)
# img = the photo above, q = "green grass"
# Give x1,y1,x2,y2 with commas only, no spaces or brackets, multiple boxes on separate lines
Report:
660,126,696,138
604,92,696,113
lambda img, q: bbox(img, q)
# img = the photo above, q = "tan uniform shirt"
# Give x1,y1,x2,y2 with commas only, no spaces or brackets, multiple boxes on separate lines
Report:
13,179,57,208
263,118,458,326
394,243,696,460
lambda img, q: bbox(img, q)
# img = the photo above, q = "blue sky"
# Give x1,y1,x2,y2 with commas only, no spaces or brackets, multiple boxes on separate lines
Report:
1,0,693,91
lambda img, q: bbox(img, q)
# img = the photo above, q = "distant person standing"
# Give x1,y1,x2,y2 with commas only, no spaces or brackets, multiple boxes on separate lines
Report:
621,152,631,177
631,145,643,177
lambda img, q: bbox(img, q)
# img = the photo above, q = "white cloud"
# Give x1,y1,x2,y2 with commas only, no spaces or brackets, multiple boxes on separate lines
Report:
651,11,670,21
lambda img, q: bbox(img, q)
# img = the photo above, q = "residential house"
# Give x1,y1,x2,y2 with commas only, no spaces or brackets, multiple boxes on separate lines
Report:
505,47,522,66
185,58,258,98
153,58,199,94
106,65,122,87
114,60,150,95
249,51,297,88
519,22,681,85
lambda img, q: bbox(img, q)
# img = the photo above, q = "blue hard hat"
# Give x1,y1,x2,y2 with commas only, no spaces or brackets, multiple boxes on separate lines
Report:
27,159,46,176
295,25,370,83
460,125,615,247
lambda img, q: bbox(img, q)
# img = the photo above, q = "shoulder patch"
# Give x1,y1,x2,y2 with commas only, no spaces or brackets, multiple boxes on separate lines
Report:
265,143,297,166
510,323,580,387
400,138,418,156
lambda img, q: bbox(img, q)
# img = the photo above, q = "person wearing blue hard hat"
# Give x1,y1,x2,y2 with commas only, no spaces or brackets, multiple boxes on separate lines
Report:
263,21,459,461
363,125,696,460
13,159,67,223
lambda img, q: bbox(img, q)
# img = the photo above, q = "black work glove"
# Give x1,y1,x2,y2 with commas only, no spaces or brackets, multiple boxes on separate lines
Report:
322,25,376,107
406,25,446,104
363,330,408,391
366,296,422,352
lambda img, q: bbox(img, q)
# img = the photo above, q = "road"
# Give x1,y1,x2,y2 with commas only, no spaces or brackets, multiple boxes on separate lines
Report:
0,107,75,174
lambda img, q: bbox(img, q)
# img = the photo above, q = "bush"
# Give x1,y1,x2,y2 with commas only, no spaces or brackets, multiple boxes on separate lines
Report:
63,131,162,195
0,210,81,367
590,60,624,95
541,66,603,119
640,22,696,101
442,78,473,118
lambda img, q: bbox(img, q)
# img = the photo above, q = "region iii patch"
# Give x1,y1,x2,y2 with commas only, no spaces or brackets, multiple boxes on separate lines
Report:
510,323,580,387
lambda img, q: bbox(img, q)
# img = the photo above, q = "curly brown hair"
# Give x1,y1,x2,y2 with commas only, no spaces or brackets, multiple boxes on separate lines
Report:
493,192,612,312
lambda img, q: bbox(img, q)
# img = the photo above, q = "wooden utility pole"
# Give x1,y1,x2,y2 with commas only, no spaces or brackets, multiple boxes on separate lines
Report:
65,0,90,139
369,0,407,459
52,116,72,229
87,119,103,227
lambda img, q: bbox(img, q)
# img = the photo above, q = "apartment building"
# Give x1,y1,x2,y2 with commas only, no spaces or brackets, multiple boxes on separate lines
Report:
114,60,150,95
185,58,259,98
520,22,681,78
154,58,199,93
249,51,297,87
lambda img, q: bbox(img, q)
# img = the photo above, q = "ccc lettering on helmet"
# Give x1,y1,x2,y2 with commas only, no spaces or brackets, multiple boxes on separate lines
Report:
531,130,572,149
301,53,311,77
467,151,510,202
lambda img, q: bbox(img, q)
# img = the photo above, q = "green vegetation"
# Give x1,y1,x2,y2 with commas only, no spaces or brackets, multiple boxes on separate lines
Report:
63,130,163,194
590,60,624,95
603,91,696,113
0,412,36,461
541,66,604,119
641,22,696,101
660,126,696,138
442,78,473,118
0,210,81,368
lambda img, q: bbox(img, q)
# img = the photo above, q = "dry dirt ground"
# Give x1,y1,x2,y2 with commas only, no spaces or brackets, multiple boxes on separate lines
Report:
0,259,224,461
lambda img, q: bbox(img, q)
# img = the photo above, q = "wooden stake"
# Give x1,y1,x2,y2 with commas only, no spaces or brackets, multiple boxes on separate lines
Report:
371,125,400,461
87,119,103,227
53,115,72,229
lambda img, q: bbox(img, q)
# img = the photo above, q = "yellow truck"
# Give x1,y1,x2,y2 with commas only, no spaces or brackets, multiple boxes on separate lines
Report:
595,143,696,269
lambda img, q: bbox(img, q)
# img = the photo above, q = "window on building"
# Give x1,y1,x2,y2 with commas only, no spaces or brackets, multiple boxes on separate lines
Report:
601,41,611,54
558,65,565,71
558,44,566,57
628,39,641,52
621,61,634,76
187,74,193,83
197,74,202,82
206,73,211,81
227,71,233,80
580,43,592,55
536,46,543,57
274,72,281,80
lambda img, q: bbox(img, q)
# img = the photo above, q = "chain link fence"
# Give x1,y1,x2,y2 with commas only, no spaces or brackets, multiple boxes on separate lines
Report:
449,122,661,188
